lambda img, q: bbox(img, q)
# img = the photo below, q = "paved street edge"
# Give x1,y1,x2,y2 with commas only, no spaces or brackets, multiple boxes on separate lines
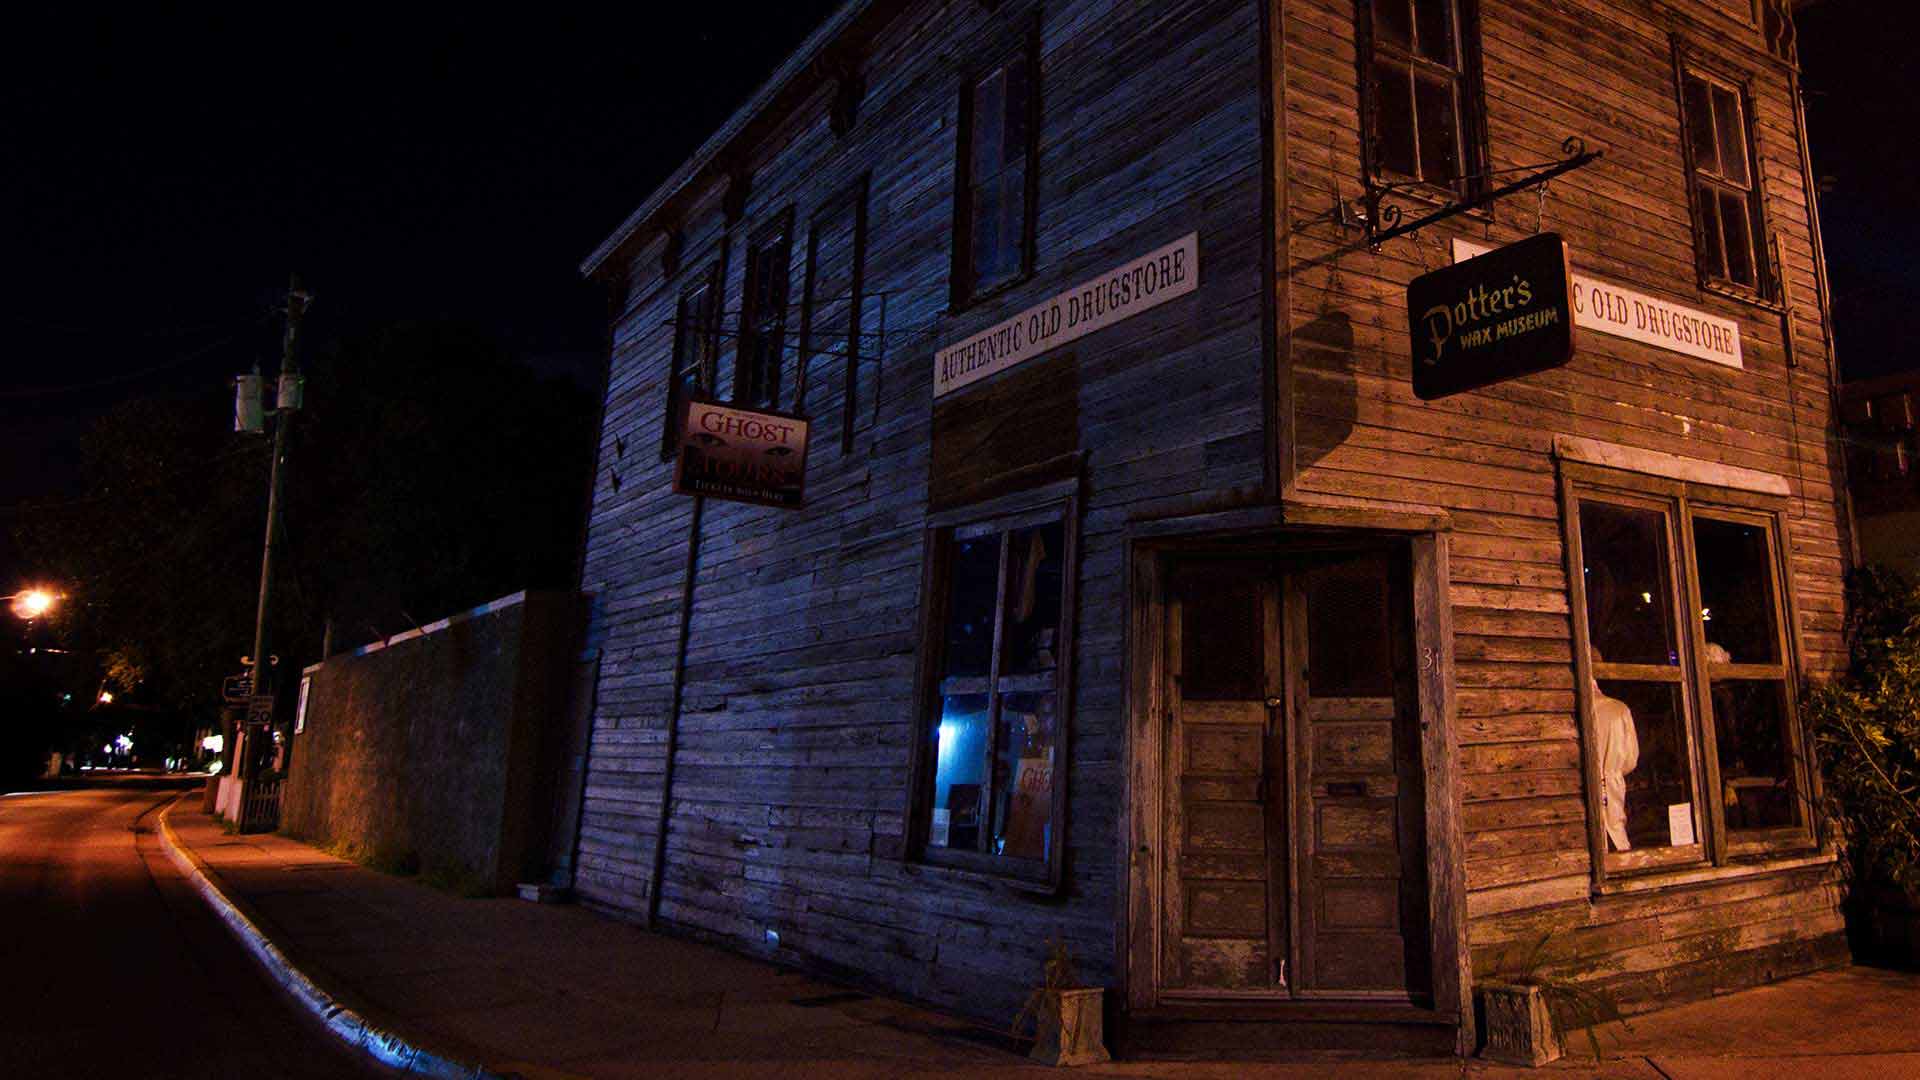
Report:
157,798,504,1080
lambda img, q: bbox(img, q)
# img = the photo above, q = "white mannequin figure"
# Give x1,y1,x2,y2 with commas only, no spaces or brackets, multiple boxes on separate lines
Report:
1591,665,1641,852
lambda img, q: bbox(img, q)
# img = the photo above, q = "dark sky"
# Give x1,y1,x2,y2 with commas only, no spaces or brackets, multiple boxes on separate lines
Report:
0,4,839,576
0,3,1903,583
1796,1,1919,384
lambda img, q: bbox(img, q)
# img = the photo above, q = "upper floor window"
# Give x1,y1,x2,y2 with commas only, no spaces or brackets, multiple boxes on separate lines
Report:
661,263,720,459
736,215,792,410
1680,67,1773,297
953,33,1037,305
1361,0,1483,191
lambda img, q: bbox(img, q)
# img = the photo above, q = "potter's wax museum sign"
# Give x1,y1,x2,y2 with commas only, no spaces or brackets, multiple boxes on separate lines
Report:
673,400,810,509
932,232,1200,398
1409,232,1574,400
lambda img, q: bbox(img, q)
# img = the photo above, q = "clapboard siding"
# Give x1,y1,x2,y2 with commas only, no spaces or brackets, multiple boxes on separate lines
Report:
577,0,1265,1027
1281,0,1845,1015
573,0,1844,1040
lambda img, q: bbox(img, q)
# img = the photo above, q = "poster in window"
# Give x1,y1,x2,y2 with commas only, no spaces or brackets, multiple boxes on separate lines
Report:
673,399,810,509
999,752,1053,860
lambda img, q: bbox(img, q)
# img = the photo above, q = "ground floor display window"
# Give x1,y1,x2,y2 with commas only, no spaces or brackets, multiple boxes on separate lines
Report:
1561,464,1814,880
908,488,1077,887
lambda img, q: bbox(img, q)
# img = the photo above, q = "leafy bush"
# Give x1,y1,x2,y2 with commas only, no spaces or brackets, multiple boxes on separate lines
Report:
1803,565,1920,903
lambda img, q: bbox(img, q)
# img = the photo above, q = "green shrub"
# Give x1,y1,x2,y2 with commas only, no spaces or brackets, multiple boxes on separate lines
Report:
1803,565,1920,902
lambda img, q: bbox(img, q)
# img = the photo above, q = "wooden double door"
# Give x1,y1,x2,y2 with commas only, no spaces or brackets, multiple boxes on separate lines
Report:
1159,550,1431,1001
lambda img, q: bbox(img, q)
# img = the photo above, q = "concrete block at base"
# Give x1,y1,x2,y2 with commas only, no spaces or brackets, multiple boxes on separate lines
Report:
1477,981,1562,1067
516,882,571,904
1030,988,1111,1067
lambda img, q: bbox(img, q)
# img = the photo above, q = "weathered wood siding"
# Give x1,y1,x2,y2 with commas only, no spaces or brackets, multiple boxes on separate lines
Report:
1278,0,1847,1010
577,0,1265,1023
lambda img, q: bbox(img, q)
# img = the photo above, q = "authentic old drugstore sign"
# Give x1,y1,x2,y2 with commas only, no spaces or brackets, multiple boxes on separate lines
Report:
933,232,1199,398
1409,232,1574,400
1454,238,1742,369
673,400,810,509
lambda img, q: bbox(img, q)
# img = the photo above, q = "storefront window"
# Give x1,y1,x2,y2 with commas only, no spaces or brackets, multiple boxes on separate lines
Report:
1565,473,1812,881
1576,500,1702,867
1693,514,1799,834
917,503,1074,884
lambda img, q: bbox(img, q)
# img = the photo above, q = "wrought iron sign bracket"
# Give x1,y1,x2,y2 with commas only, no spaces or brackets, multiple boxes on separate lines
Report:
1360,137,1603,249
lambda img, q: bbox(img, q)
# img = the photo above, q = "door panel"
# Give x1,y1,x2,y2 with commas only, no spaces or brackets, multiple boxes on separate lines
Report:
1163,565,1285,995
1291,552,1430,1000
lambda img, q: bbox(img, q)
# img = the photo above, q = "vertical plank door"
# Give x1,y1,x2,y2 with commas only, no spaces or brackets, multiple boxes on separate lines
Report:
1162,563,1288,994
1290,551,1431,999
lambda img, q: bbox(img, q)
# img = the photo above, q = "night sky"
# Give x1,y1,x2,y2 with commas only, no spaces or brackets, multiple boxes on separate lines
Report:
0,3,1905,586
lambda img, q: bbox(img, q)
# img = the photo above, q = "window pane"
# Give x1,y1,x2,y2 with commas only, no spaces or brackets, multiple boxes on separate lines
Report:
1692,517,1779,665
1684,75,1718,176
1002,521,1065,675
1370,61,1418,177
1413,74,1461,183
1002,56,1030,169
991,691,1056,861
990,162,1027,285
1375,0,1413,50
1718,189,1755,287
1306,555,1394,697
1698,187,1727,279
1577,502,1678,667
942,534,1002,678
971,181,1004,289
1596,680,1701,853
676,283,713,393
971,68,1005,183
1711,85,1748,186
1413,0,1454,65
743,236,789,406
929,694,991,850
1180,568,1263,700
1709,680,1798,830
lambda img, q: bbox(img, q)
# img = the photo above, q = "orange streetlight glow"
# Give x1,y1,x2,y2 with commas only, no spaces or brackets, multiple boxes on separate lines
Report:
8,589,58,620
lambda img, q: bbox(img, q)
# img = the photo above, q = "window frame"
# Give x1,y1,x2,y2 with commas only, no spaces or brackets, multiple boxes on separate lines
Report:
1672,45,1778,304
948,15,1041,311
1560,462,1817,890
795,174,869,456
906,480,1079,891
735,209,795,410
1354,0,1489,198
661,260,723,460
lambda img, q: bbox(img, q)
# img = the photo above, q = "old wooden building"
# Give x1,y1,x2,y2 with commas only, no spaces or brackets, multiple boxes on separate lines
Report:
573,0,1841,1056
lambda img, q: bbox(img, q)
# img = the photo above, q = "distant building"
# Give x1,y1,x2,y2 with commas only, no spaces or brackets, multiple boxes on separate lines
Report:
1840,371,1920,579
573,0,1841,1057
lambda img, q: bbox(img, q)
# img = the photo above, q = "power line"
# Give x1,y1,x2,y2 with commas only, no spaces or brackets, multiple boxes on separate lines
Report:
0,319,268,401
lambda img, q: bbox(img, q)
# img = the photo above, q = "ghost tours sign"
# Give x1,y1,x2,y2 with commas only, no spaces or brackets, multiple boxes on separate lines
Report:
1408,232,1573,400
673,399,810,509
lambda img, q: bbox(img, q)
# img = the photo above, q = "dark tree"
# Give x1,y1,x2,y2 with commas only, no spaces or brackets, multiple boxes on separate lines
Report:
13,320,596,718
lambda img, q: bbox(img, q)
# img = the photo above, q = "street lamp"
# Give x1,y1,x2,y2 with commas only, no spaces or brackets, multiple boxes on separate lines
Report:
5,588,59,620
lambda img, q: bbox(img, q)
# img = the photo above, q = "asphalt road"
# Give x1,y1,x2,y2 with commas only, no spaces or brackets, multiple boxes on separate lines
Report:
0,776,383,1078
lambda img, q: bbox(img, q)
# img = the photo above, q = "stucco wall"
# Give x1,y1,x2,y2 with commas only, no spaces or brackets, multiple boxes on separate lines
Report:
281,590,584,893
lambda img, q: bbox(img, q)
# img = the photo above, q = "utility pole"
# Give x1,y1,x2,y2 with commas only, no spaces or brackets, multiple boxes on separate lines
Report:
241,274,310,781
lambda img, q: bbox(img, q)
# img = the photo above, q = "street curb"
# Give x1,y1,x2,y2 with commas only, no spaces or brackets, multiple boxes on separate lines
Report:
157,798,507,1079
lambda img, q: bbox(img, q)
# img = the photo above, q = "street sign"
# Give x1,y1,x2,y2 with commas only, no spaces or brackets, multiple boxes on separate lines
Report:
222,672,254,703
1408,232,1573,400
247,694,276,724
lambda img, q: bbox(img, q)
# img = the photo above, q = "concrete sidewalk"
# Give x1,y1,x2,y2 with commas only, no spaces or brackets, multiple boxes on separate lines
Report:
160,799,1920,1078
